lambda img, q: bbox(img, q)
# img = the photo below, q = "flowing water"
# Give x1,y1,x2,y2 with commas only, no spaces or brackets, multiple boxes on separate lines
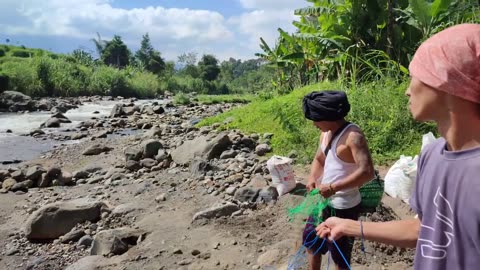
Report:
0,99,163,164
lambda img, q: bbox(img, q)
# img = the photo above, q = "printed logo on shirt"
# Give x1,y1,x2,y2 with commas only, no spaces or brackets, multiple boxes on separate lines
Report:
418,187,454,260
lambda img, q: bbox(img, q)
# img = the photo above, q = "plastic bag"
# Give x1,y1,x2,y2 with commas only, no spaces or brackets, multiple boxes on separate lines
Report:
384,133,436,203
266,155,296,196
384,155,418,203
422,132,436,151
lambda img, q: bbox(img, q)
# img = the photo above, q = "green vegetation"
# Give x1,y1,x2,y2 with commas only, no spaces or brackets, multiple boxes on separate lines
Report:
173,93,255,105
0,36,273,97
199,80,435,164
256,0,480,92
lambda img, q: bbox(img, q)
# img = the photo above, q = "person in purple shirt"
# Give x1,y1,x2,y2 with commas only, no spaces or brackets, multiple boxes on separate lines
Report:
315,23,480,270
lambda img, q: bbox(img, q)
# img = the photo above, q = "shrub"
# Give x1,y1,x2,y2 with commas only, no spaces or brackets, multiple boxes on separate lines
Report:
11,49,32,58
173,92,191,105
1,59,42,96
127,71,160,98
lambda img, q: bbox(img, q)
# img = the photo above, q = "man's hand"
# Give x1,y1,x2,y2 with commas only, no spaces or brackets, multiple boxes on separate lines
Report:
318,183,335,198
315,217,351,241
306,178,317,191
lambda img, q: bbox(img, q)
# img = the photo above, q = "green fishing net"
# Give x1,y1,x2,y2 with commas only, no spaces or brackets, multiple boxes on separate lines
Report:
287,189,331,226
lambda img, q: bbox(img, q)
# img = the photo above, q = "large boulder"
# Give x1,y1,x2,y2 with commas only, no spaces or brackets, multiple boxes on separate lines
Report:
25,199,106,240
90,228,147,256
0,91,34,111
171,133,232,165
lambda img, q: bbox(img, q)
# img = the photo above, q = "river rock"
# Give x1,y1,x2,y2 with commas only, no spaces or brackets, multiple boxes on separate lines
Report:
0,169,9,181
64,256,105,270
41,117,61,128
255,144,272,156
90,228,147,256
153,105,165,114
0,91,34,112
192,202,240,221
233,187,260,203
82,145,112,155
77,235,94,248
60,229,86,243
142,139,163,159
220,150,238,159
171,133,232,165
29,129,45,136
25,198,106,240
73,170,90,179
140,158,157,168
10,170,24,181
143,126,162,139
125,160,141,171
2,178,17,191
26,166,46,181
110,104,124,118
124,147,143,161
11,179,33,191
190,158,211,177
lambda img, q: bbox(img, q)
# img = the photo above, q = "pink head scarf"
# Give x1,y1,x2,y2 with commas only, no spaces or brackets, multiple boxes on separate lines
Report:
409,24,480,103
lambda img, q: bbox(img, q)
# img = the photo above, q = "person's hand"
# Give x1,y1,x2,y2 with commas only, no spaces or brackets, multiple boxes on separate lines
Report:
318,183,335,198
315,217,350,241
306,178,317,191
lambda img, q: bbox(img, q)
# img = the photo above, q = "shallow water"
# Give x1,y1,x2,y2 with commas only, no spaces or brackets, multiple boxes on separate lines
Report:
0,99,162,164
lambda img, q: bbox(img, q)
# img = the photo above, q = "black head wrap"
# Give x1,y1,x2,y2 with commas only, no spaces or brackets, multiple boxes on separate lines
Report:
302,90,350,121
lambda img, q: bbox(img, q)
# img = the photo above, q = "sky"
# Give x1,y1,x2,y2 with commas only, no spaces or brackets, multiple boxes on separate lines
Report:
0,0,305,61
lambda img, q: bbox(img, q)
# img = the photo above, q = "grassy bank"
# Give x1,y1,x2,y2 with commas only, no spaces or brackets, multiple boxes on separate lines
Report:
173,93,255,105
198,80,436,164
0,45,161,98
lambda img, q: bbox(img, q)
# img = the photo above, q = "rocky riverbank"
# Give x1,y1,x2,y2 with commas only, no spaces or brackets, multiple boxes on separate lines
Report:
0,97,416,270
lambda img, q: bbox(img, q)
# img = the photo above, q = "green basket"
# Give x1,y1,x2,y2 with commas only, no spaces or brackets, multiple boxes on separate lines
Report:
359,173,384,209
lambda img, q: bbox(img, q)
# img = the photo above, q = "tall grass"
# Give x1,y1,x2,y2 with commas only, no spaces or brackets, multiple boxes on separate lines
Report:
0,53,162,98
194,94,255,104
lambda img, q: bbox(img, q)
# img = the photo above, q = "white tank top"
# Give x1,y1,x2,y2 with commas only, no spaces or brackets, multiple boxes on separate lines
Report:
318,123,362,209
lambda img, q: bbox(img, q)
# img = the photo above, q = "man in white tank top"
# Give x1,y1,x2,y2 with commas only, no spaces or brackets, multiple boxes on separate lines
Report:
302,91,375,270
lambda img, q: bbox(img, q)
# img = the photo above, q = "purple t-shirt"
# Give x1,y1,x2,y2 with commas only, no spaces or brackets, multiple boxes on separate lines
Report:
410,138,480,269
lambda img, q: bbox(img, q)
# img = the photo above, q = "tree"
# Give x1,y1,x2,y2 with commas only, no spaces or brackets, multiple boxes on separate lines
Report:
90,32,107,59
177,52,197,67
101,35,131,68
198,54,220,81
71,49,94,66
135,33,166,75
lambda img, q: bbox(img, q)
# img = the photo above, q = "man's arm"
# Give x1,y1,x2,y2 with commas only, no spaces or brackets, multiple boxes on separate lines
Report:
316,217,421,248
331,130,374,191
307,133,326,190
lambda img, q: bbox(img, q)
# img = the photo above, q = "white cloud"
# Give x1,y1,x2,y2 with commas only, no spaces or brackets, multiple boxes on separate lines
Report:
0,0,305,60
230,1,304,52
239,0,303,10
1,1,232,42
